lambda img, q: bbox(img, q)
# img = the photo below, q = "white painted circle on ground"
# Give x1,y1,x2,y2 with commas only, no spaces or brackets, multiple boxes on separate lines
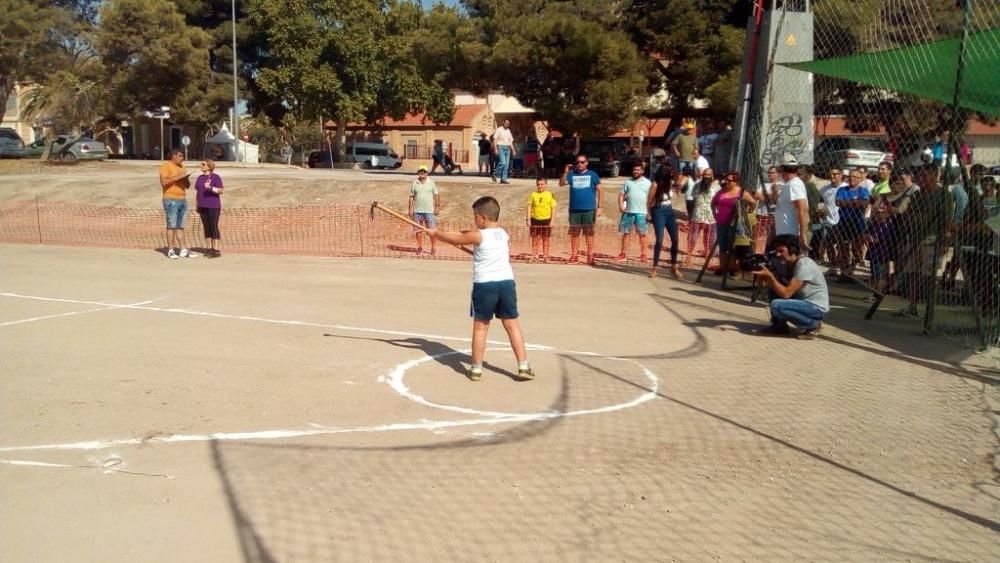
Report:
386,346,660,420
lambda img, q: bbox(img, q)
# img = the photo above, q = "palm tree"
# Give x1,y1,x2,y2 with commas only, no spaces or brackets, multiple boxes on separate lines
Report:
21,49,106,161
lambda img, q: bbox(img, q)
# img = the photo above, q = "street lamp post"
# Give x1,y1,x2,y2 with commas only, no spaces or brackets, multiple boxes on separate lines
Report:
232,0,239,162
144,106,171,160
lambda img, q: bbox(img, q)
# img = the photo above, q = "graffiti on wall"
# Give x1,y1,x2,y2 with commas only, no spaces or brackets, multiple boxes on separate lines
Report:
760,113,807,166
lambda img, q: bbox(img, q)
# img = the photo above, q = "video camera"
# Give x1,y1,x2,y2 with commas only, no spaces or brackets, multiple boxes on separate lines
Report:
740,250,780,273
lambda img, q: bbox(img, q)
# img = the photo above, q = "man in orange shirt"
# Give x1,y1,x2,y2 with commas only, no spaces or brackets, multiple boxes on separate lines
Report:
159,149,196,258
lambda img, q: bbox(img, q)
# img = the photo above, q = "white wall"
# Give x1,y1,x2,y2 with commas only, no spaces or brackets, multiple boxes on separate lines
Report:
968,135,1000,166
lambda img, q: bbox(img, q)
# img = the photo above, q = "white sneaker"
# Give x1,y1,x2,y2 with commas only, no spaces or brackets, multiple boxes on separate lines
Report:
167,248,179,259
180,248,199,258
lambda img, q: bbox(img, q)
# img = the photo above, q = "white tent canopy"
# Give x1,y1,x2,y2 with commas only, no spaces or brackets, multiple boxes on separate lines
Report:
203,122,259,162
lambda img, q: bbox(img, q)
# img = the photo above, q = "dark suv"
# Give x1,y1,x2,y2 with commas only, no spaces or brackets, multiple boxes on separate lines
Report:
579,138,630,177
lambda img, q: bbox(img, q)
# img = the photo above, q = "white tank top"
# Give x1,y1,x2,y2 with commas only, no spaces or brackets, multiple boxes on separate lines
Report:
473,228,514,283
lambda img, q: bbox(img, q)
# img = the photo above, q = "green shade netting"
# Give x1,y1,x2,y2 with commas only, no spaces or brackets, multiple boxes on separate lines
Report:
782,27,1000,117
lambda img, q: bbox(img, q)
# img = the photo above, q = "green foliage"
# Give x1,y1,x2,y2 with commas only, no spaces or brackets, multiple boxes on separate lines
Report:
249,0,454,159
625,0,745,115
97,0,213,119
0,0,63,122
172,0,283,124
463,0,650,137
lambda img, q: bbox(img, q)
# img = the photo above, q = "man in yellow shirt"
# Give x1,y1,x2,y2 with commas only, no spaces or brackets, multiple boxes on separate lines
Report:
159,149,195,258
525,177,557,262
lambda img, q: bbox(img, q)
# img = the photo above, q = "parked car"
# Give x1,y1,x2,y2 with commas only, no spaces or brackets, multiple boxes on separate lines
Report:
894,141,963,176
579,138,630,177
813,136,890,177
0,127,26,158
308,142,402,169
23,135,109,161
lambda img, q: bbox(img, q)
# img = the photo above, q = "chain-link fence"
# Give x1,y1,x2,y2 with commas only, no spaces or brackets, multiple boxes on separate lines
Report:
729,0,1000,360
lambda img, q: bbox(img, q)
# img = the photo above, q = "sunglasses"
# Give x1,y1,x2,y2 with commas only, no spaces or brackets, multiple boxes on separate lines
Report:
576,160,587,164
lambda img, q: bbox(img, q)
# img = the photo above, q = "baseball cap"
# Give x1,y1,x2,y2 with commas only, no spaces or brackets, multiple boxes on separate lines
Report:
780,153,799,167
417,165,428,172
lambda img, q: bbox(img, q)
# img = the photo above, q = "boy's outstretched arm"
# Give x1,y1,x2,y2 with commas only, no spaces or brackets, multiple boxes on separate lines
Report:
428,228,482,246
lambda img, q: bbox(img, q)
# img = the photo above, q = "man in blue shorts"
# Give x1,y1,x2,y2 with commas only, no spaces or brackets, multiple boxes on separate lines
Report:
615,163,651,262
408,165,440,254
559,154,603,264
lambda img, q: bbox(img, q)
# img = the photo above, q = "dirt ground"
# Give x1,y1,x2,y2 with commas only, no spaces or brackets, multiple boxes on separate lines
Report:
2,161,999,561
0,159,637,226
1,242,998,562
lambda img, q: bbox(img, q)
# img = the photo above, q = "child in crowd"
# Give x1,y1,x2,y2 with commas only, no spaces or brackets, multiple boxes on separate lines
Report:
526,177,557,262
429,196,534,382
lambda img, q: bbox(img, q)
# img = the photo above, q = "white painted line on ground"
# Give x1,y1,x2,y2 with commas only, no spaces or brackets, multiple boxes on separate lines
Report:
0,292,552,349
0,290,661,463
0,299,155,328
387,347,659,418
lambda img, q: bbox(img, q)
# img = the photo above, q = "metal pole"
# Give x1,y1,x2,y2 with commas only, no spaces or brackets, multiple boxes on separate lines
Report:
232,0,239,162
159,118,164,160
925,0,972,334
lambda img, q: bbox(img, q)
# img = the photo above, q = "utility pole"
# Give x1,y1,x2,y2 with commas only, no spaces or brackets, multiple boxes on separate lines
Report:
232,0,239,162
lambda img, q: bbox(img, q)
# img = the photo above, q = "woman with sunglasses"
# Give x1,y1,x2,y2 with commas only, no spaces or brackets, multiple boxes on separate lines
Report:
647,163,682,279
711,172,755,275
194,160,224,258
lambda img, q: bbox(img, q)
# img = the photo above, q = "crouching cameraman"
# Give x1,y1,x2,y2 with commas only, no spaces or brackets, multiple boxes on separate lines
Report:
751,234,830,340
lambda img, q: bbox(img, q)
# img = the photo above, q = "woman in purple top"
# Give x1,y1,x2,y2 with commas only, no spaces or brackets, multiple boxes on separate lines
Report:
194,160,224,258
711,172,755,274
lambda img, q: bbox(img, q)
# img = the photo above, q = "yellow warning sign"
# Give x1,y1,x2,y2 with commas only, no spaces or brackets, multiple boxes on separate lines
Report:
786,34,797,46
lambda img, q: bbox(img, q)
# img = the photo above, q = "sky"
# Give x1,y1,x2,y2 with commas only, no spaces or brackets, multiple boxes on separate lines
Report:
422,0,460,8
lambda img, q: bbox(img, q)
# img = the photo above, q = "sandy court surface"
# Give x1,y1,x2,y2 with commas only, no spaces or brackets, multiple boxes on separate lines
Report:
1,244,998,562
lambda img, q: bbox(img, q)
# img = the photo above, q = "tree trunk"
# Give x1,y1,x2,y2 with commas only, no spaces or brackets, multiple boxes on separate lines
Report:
0,79,13,125
334,118,348,163
38,126,56,161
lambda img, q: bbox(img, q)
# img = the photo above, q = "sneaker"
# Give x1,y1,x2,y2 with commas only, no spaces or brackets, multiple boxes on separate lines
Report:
894,305,919,318
467,368,482,382
862,295,878,304
516,367,535,381
797,328,820,340
185,250,200,258
500,180,511,185
167,248,179,259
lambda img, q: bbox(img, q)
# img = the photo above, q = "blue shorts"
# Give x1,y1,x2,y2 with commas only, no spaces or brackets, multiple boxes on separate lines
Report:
470,280,519,321
619,212,648,235
162,198,188,229
413,212,437,230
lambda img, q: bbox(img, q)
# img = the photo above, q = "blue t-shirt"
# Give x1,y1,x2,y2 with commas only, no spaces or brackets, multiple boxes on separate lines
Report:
835,185,870,228
567,170,601,211
622,177,651,214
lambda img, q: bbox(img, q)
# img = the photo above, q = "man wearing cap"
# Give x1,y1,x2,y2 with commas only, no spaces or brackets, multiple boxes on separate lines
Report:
671,122,697,175
774,153,811,251
409,165,441,255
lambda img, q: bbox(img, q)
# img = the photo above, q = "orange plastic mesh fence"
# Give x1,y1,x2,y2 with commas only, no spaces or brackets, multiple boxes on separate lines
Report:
0,200,718,266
